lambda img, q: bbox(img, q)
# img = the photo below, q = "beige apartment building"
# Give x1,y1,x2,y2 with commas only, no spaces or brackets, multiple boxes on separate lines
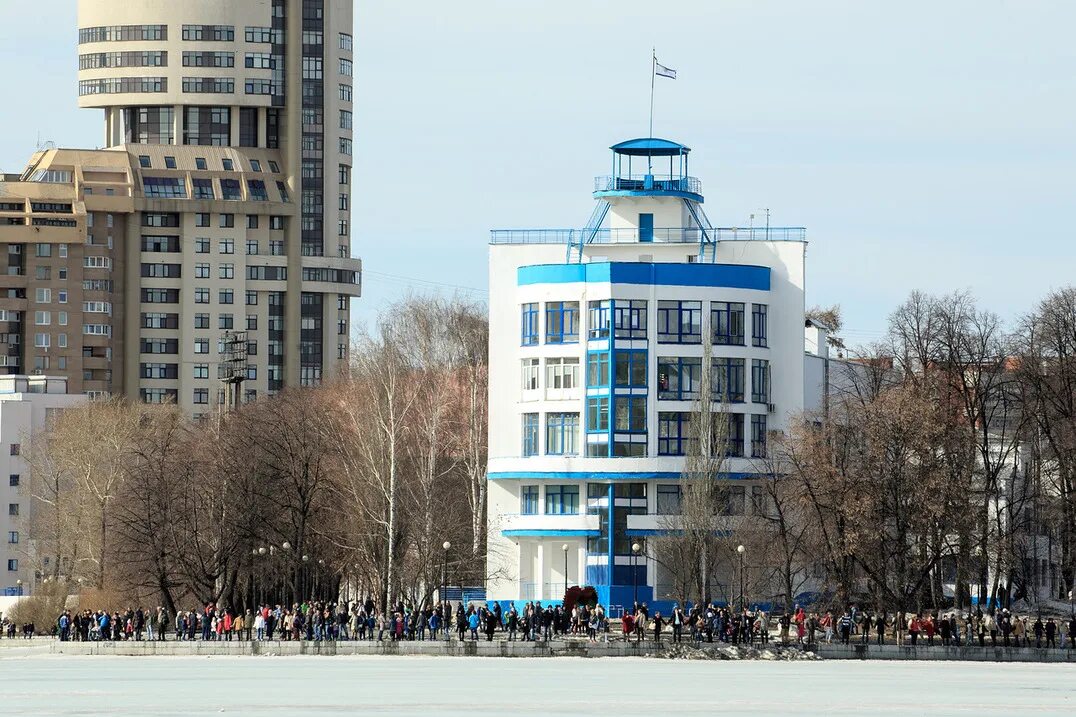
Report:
0,0,360,416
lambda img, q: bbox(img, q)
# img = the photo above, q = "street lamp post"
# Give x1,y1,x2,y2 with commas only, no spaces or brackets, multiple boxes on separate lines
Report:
631,542,641,606
561,543,569,595
737,544,746,613
15,579,22,597
441,541,451,603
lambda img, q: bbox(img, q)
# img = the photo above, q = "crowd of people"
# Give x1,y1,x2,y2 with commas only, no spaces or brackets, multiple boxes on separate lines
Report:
17,598,1076,650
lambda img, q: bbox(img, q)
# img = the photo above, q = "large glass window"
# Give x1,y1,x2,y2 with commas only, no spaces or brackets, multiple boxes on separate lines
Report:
751,359,770,404
712,357,746,402
751,414,768,458
182,106,230,146
614,350,647,387
546,357,579,390
521,358,539,391
657,356,701,400
752,304,768,348
657,484,682,515
587,300,610,339
521,303,538,346
545,485,579,515
587,352,609,387
724,413,745,458
545,413,579,456
520,485,539,515
586,397,609,432
657,301,702,343
712,301,746,346
521,413,538,456
614,396,646,433
658,412,694,456
545,301,579,343
720,485,746,516
613,299,647,338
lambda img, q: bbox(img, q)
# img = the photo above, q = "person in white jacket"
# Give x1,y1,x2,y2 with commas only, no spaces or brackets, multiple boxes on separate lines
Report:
254,613,266,641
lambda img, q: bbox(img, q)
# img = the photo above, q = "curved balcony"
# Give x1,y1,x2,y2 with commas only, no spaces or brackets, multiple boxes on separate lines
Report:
489,226,807,245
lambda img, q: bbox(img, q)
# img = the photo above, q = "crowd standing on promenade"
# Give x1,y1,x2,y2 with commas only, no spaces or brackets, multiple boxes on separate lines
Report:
4,598,1075,650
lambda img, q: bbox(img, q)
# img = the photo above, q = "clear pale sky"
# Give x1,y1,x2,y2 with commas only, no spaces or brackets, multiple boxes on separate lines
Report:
2,1,1073,346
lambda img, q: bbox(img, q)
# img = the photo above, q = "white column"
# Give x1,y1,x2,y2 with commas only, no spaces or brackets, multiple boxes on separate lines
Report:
536,542,545,601
576,545,585,589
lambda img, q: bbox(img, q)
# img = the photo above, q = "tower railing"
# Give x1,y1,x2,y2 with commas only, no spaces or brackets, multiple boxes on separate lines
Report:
594,175,702,194
490,226,806,245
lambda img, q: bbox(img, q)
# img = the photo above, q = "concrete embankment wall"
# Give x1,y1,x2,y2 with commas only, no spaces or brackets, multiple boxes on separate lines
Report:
815,643,1076,662
48,639,1076,662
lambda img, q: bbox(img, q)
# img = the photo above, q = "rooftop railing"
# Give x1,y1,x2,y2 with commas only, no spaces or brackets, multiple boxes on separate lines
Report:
594,174,702,195
489,226,807,245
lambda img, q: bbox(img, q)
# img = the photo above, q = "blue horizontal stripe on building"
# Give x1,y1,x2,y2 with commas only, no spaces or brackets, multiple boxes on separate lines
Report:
517,262,770,291
488,471,757,481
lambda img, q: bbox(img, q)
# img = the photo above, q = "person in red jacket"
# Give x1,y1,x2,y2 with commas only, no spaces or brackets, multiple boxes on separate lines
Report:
621,610,635,641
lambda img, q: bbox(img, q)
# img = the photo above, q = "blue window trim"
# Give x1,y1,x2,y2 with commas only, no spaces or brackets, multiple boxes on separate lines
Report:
614,349,648,388
751,359,770,404
613,299,648,339
586,350,610,390
657,356,701,400
521,413,539,456
503,529,599,537
725,413,745,458
752,303,768,348
712,301,746,346
613,395,647,434
586,396,609,433
516,263,771,291
657,411,692,456
657,301,702,344
751,414,768,458
545,484,580,515
520,485,539,515
587,300,610,340
545,301,580,344
545,412,580,456
712,357,746,403
521,303,539,346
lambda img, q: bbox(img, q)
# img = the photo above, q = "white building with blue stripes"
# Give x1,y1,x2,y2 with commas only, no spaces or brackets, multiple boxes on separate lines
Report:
486,138,821,613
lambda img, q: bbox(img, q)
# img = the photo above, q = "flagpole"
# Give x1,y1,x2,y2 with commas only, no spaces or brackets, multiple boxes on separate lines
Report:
649,48,656,173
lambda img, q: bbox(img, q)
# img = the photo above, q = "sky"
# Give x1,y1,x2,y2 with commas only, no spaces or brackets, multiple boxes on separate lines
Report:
1,0,1074,347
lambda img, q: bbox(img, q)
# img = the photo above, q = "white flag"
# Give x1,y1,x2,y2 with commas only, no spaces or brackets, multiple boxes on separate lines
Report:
655,62,676,80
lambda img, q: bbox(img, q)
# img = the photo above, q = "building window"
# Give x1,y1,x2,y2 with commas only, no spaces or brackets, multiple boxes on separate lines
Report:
712,357,746,403
8,475,18,487
520,303,538,346
219,263,235,279
8,445,17,456
521,358,539,391
520,485,539,515
339,84,352,102
7,531,17,544
339,58,353,76
194,289,210,304
724,413,745,458
195,263,210,279
7,559,17,571
193,389,209,405
751,359,770,404
587,300,610,339
194,339,210,354
721,485,746,516
657,301,702,344
712,301,746,346
613,299,648,338
545,485,579,515
544,301,579,344
8,503,18,516
657,485,682,515
657,412,693,456
521,413,539,457
339,33,353,51
657,356,701,400
586,397,610,432
586,352,609,387
545,413,579,456
194,364,209,379
751,414,768,458
614,396,646,433
545,357,579,390
614,350,648,388
219,290,234,305
219,239,234,254
752,304,768,348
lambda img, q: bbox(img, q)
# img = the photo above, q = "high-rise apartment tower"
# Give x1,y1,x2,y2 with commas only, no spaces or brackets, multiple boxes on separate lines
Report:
0,0,360,414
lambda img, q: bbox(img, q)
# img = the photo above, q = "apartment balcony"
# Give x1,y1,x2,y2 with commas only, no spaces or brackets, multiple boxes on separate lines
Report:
499,513,600,538
489,226,806,245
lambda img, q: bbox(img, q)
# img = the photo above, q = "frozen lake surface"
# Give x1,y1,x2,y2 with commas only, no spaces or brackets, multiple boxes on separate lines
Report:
2,654,1075,716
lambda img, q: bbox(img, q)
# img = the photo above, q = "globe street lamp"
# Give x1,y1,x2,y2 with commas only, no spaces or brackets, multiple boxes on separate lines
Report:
441,541,451,603
631,542,642,606
737,544,746,613
15,579,22,597
561,543,570,592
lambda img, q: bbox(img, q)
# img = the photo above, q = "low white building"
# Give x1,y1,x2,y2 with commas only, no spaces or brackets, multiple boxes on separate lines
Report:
0,376,86,596
486,138,829,612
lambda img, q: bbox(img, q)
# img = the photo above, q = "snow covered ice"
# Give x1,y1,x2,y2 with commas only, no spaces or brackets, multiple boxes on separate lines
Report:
3,654,1076,716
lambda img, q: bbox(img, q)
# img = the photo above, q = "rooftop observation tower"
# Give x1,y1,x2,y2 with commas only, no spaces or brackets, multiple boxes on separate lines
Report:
491,138,805,263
